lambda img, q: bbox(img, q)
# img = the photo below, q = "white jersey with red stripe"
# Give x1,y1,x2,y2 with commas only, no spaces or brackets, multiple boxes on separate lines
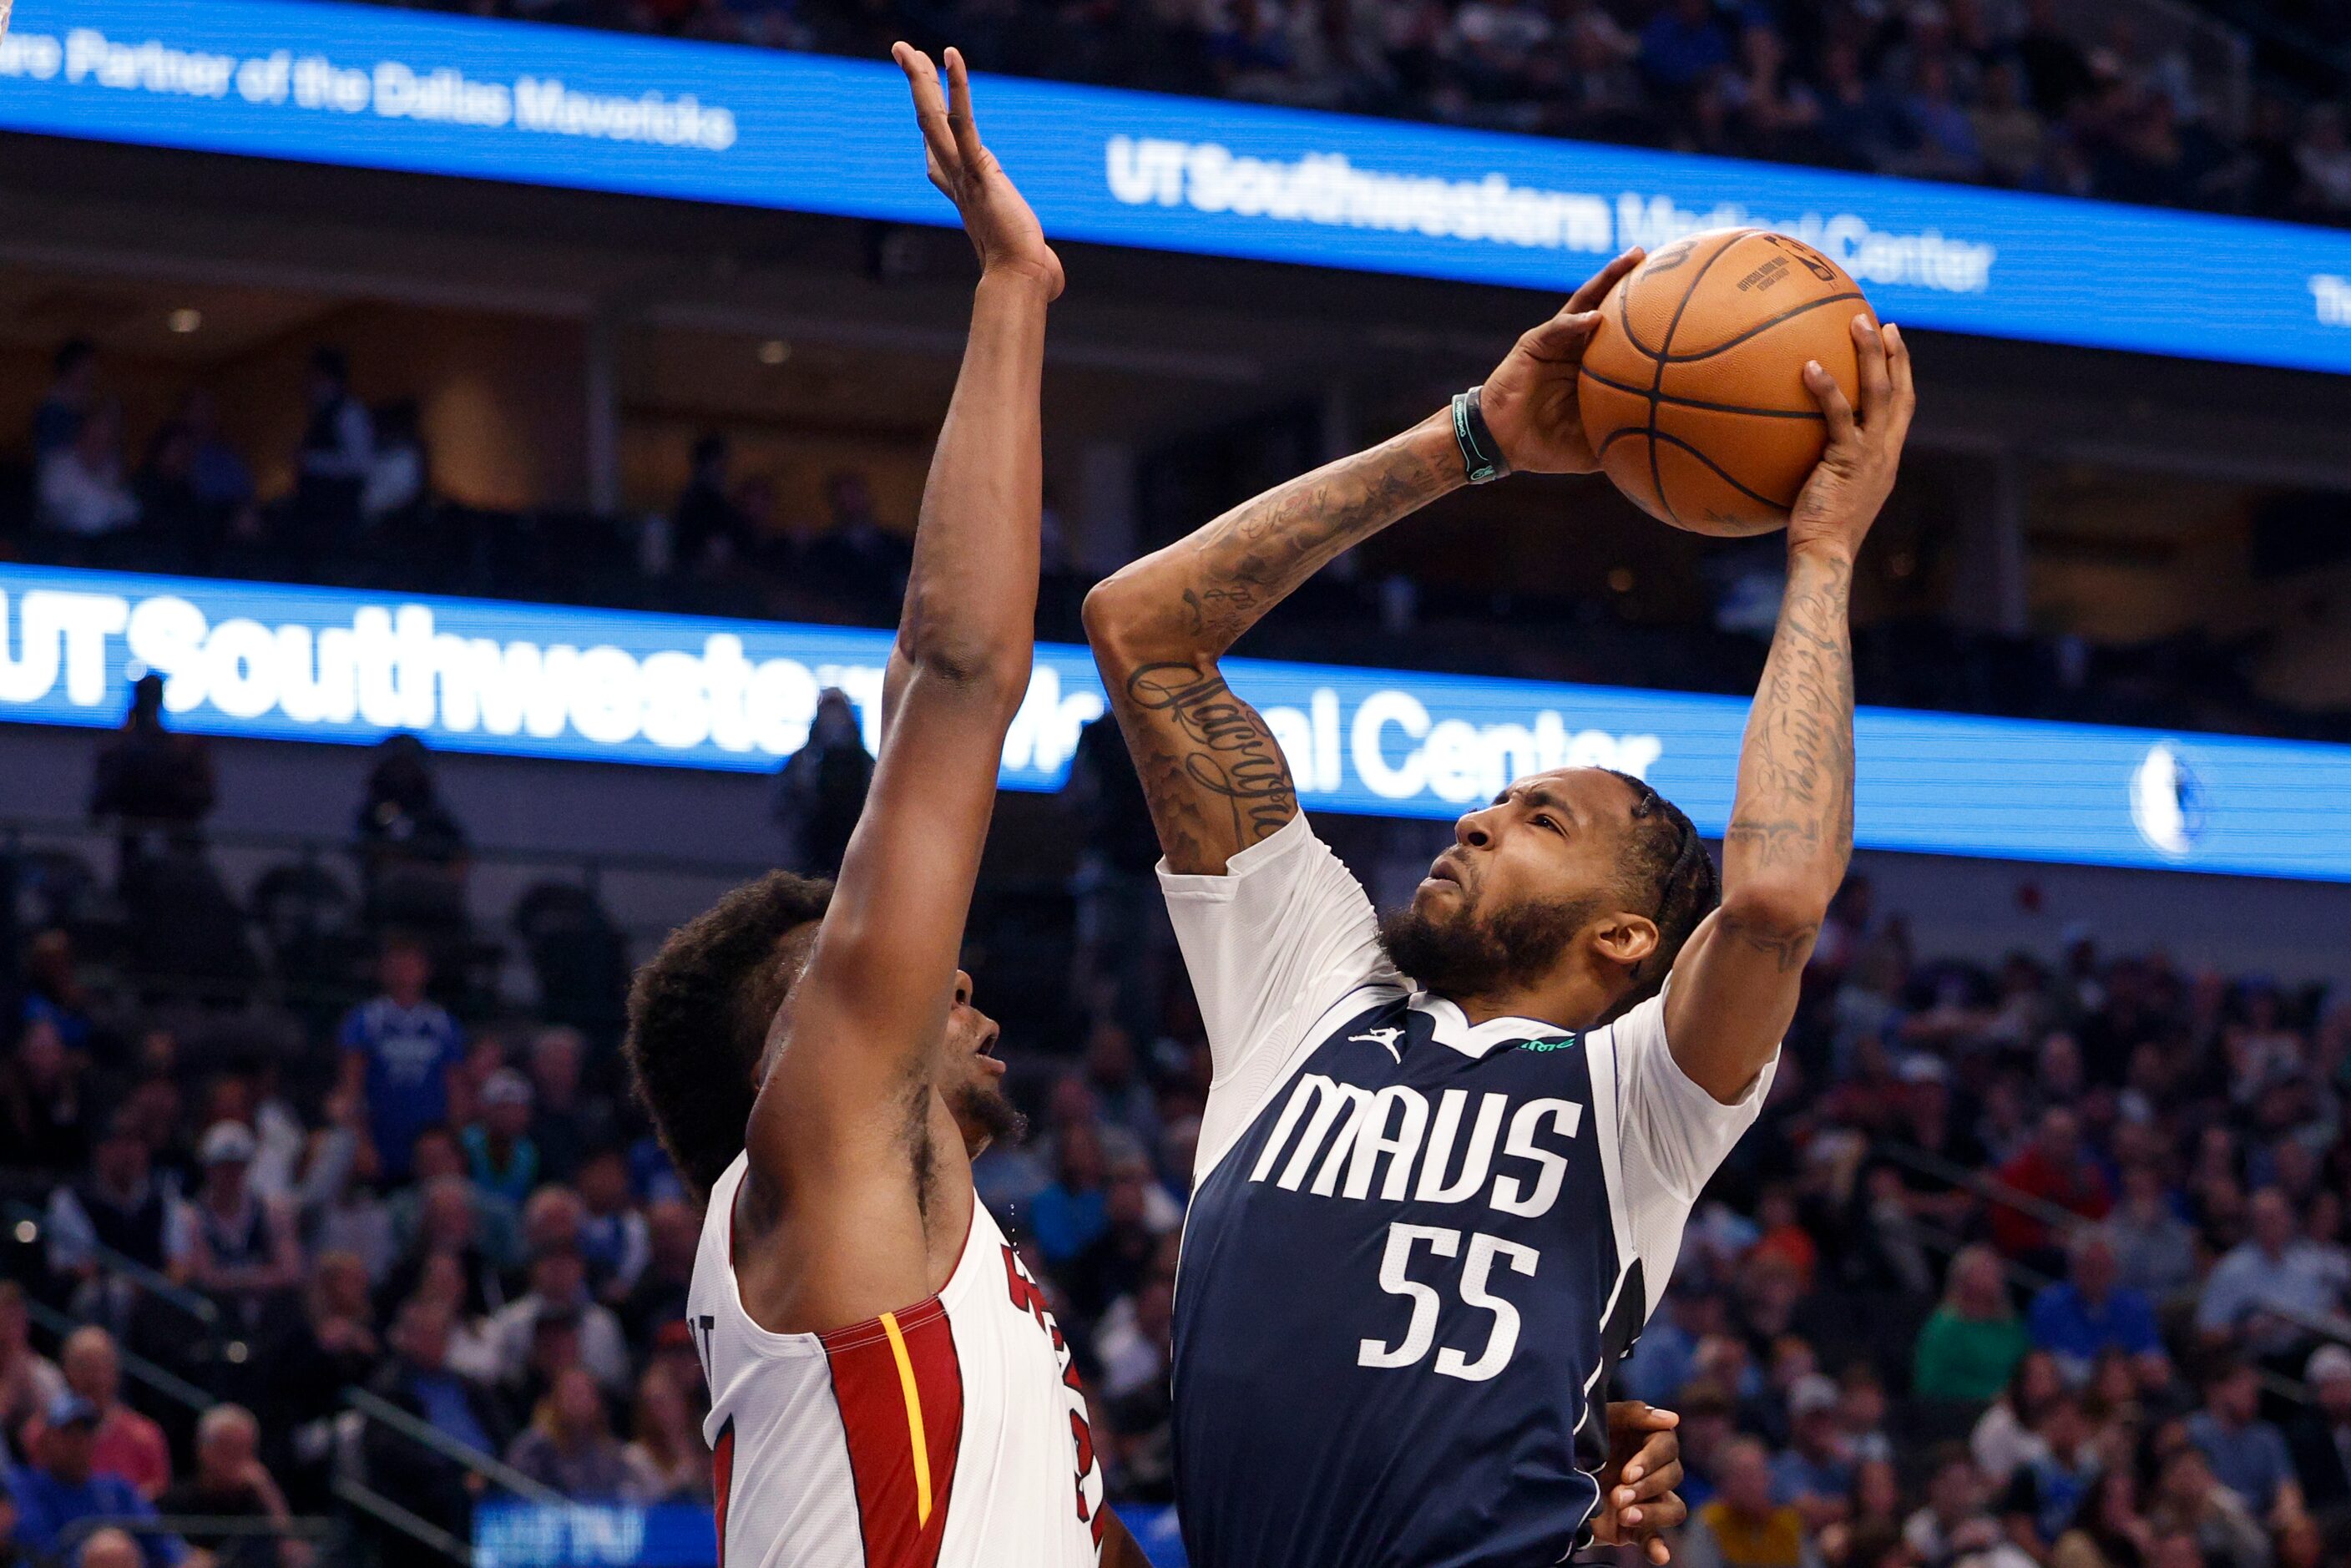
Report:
686,1151,1107,1568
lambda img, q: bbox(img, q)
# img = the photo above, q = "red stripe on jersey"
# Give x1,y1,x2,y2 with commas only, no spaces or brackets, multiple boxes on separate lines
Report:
821,1297,964,1568
710,1416,736,1568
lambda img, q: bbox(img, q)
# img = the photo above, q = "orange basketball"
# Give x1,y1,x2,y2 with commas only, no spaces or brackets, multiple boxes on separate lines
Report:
1576,229,1878,537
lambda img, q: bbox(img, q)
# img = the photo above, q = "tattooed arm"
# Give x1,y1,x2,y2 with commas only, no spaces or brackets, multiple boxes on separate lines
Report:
1665,317,1915,1102
1083,248,1648,874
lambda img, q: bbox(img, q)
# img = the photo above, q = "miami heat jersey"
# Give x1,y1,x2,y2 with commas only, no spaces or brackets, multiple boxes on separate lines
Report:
1160,815,1774,1568
686,1153,1105,1568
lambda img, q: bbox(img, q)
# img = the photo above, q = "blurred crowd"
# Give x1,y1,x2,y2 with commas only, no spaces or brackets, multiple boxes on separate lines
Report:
351,0,2351,227
0,661,2348,1567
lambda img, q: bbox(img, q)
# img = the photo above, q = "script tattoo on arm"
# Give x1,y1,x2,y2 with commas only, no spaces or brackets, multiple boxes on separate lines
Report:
1719,548,1856,966
1090,415,1463,873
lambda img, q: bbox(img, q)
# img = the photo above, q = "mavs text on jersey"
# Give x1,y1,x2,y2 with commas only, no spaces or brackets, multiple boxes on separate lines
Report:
1164,815,1774,1568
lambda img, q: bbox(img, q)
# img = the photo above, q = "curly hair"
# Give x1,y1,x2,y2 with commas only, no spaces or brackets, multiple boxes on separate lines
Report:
624,871,832,1200
1599,770,1720,1018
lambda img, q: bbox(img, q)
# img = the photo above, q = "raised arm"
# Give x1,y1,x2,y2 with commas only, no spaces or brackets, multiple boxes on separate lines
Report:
1665,318,1914,1102
1084,248,1646,873
740,46,1060,1287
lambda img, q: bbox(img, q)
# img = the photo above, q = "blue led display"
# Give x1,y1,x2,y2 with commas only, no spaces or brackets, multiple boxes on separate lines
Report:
3,0,2349,372
4,564,2348,883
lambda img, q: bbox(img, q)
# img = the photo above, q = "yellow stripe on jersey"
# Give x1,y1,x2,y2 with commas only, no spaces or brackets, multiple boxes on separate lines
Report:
877,1310,933,1528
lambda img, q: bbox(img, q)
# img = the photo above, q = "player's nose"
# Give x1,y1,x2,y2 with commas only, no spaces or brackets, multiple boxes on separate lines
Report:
1454,805,1498,849
953,969,975,1009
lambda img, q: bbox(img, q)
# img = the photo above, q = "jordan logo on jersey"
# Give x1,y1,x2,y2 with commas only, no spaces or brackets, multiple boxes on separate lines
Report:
1349,1027,1407,1062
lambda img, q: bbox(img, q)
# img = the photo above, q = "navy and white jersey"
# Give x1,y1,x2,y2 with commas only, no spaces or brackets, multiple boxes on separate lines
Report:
1162,814,1774,1568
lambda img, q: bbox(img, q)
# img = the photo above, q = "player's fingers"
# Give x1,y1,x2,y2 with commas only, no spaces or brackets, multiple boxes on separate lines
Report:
895,44,959,179
943,48,988,175
1518,307,1601,363
1646,1532,1674,1565
1613,1401,1680,1431
1853,315,1892,426
1883,321,1917,443
1629,1457,1683,1501
1805,360,1857,447
1567,247,1644,313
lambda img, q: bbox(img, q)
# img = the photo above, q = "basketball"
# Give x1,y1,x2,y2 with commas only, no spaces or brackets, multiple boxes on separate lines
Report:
1576,229,1879,537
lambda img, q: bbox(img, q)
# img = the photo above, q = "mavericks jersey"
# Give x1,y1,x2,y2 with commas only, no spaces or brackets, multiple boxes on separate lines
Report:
687,1153,1105,1568
1162,816,1774,1568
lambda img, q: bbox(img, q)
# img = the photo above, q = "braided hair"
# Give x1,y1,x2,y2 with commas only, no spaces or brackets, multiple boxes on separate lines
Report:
1597,769,1720,1019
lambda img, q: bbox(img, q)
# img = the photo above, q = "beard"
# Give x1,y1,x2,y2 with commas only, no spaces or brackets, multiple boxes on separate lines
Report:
1378,890,1601,999
948,1076,1029,1154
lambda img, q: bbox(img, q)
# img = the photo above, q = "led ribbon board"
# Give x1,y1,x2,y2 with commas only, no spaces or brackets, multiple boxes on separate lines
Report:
2,0,2349,373
3,564,2348,882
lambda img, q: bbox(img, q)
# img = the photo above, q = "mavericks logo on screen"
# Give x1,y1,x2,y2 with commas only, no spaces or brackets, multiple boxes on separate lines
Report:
2129,741,2208,858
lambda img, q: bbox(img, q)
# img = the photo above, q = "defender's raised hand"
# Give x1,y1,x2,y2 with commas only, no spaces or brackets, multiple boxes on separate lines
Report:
1476,246,1646,475
893,43,1064,299
1788,317,1914,561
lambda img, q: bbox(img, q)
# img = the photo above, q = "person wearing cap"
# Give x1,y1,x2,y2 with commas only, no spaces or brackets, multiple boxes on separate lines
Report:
459,1069,539,1209
2284,1343,2351,1523
8,1391,185,1566
167,1121,302,1325
1771,1373,1855,1532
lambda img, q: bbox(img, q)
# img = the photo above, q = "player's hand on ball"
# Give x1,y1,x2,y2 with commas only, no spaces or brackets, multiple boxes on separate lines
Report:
893,43,1064,300
1591,1399,1686,1564
1477,247,1646,474
1787,317,1914,560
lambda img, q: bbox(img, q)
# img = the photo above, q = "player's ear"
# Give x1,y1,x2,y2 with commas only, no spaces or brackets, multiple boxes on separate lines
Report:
1589,912,1660,973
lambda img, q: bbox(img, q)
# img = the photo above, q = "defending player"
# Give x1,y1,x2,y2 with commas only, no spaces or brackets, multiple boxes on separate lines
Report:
625,48,1143,1567
1083,251,1914,1565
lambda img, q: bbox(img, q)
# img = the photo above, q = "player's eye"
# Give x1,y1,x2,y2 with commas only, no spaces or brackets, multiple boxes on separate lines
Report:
1533,814,1562,834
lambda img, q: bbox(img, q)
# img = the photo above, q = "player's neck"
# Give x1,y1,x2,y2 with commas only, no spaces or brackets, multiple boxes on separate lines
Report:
1443,975,1610,1034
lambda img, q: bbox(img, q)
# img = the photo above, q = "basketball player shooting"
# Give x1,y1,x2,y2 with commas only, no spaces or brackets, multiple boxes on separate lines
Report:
624,49,1144,1568
1082,251,1914,1566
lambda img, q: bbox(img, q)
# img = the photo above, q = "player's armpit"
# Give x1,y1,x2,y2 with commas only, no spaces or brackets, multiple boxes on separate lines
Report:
1096,1507,1154,1568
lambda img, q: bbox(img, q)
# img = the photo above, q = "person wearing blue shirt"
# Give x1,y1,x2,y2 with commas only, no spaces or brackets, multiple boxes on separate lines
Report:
1028,1121,1110,1264
10,1393,185,1568
2028,1229,2165,1383
2187,1358,2303,1518
339,938,465,1183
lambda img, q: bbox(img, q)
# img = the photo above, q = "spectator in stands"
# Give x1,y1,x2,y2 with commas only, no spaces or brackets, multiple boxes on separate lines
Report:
36,398,140,543
340,938,466,1185
1031,1119,1111,1267
1995,1388,2101,1556
89,675,217,889
276,1252,382,1427
364,1297,514,1541
2052,1466,2161,1568
361,399,428,528
2187,1358,2303,1520
74,1530,144,1568
2,1019,90,1182
1902,1444,2022,1568
46,1112,171,1294
2106,1159,2198,1302
1971,1349,2062,1486
169,1121,304,1328
2198,1186,2351,1357
461,1070,539,1208
2144,1442,2271,1568
43,1335,168,1504
290,346,372,564
771,688,873,879
483,1246,629,1395
156,1404,305,1568
2283,1343,2351,1525
574,1151,648,1300
1637,0,1728,99
507,1366,634,1501
525,1028,609,1185
669,433,753,573
803,470,910,617
616,1198,695,1345
0,1282,66,1443
8,1393,184,1566
33,338,98,456
1772,1374,1854,1530
2029,1229,2166,1385
351,736,470,930
178,389,255,543
1681,1434,1818,1568
381,1175,512,1321
619,1365,710,1505
1914,1245,2030,1406
1990,1109,2112,1271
